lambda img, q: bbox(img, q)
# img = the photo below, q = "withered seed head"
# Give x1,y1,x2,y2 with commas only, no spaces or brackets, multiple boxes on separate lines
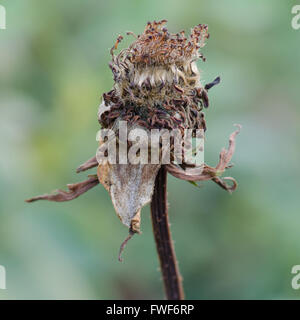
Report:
99,20,212,135
95,20,217,235
124,20,208,66
26,20,239,257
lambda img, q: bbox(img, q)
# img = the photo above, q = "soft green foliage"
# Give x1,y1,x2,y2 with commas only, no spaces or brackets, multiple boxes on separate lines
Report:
0,0,299,299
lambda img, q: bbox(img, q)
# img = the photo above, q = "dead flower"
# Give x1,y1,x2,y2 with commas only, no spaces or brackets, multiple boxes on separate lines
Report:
26,20,240,266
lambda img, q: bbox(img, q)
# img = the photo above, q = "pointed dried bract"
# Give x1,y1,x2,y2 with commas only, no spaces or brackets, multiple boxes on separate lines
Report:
97,162,160,233
26,175,99,203
76,156,98,173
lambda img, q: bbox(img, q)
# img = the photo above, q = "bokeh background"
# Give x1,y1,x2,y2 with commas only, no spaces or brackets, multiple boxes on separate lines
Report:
0,0,299,299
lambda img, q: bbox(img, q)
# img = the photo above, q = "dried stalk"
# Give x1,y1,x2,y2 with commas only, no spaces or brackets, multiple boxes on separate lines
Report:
151,166,184,300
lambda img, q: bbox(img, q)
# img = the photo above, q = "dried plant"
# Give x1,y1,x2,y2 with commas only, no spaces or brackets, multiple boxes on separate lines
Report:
26,20,240,300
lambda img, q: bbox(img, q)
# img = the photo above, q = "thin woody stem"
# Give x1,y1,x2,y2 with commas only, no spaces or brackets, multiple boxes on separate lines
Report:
151,166,184,300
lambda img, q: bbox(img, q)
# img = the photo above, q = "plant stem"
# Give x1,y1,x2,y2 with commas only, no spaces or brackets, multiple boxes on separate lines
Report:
150,166,184,300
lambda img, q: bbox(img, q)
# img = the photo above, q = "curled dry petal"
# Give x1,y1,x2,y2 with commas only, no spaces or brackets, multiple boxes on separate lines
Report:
204,76,221,91
212,177,237,193
166,125,241,193
215,124,241,172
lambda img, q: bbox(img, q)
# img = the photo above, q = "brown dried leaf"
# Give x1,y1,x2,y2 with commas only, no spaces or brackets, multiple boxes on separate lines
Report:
25,175,99,203
166,125,241,193
76,156,98,173
97,162,160,233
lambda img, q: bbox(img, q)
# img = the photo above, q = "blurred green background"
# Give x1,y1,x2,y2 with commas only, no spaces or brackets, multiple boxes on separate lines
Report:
0,0,299,299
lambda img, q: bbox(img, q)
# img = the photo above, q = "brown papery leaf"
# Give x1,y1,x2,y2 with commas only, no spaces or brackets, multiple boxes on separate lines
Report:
76,156,98,173
97,162,160,233
166,125,241,193
25,175,99,203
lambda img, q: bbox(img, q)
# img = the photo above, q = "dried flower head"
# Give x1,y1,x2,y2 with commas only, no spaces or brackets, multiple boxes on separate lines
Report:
99,20,212,133
95,21,217,236
26,20,240,265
